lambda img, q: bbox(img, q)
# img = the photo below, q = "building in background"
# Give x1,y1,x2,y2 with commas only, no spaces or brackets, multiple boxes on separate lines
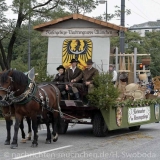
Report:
129,20,160,37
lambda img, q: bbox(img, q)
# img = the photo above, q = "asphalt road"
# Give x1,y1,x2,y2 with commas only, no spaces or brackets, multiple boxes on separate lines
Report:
0,120,160,160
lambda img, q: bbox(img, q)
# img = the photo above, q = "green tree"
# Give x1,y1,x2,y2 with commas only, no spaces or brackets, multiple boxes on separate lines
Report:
94,5,131,21
88,72,120,109
63,0,98,14
143,31,160,77
111,31,145,54
0,0,62,70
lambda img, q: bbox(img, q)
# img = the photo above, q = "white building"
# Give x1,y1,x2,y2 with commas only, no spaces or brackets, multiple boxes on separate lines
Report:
34,14,126,75
129,20,160,37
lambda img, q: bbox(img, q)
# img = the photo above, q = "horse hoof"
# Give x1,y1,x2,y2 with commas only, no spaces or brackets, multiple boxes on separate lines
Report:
4,141,10,145
26,137,31,141
53,133,58,142
21,138,27,143
45,140,51,144
31,143,38,147
10,144,18,149
53,139,58,142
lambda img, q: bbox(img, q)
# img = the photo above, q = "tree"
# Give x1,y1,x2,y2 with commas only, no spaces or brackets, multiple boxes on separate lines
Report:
88,72,120,109
94,5,131,21
143,31,160,77
111,31,145,54
64,0,98,14
0,0,62,70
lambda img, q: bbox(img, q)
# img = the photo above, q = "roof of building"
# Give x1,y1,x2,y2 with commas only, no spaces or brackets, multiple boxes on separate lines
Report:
130,20,160,28
33,13,127,31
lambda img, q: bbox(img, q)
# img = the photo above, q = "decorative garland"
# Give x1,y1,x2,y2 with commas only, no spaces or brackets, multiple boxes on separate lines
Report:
112,98,160,108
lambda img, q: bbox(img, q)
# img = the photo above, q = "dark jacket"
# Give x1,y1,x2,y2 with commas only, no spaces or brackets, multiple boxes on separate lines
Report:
65,67,82,83
82,67,98,84
52,73,65,83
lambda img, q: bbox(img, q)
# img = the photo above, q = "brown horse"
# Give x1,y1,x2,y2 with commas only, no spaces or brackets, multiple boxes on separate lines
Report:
0,69,60,149
0,70,32,146
1,105,32,145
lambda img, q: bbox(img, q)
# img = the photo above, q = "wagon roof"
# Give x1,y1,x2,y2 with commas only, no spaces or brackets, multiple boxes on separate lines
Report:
33,13,127,32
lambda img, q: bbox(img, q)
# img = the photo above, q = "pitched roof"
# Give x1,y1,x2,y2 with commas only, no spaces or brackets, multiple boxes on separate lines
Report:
130,20,160,28
33,13,127,31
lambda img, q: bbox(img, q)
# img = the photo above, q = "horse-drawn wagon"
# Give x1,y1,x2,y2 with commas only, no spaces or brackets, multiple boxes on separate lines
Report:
32,14,160,138
0,14,159,150
57,82,160,137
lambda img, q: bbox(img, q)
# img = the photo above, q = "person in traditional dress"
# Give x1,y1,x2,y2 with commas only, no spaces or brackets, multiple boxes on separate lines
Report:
65,59,82,100
52,65,67,100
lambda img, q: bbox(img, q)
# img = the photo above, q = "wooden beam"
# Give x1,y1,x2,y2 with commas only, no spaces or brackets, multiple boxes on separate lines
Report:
110,54,150,56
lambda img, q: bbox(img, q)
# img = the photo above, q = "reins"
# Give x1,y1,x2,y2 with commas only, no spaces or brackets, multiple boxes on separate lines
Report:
0,76,84,123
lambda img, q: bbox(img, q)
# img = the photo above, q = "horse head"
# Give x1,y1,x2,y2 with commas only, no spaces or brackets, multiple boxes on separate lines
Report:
0,69,28,98
0,69,13,93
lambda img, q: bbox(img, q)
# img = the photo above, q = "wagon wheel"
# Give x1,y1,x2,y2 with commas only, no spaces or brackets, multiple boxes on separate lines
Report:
57,117,68,134
129,125,141,131
92,112,108,137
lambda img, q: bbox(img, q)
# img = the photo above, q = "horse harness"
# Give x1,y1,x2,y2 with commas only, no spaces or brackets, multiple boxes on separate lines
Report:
0,78,83,123
0,79,63,118
32,84,63,118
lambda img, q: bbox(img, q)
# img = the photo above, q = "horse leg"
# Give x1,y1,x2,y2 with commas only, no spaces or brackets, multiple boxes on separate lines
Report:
52,114,58,142
45,117,51,144
11,115,22,149
31,116,38,147
26,117,32,140
4,119,13,145
19,118,27,143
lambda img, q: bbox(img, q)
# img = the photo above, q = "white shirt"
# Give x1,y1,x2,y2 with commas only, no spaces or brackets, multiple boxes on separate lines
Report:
112,70,117,82
88,67,92,71
70,66,76,73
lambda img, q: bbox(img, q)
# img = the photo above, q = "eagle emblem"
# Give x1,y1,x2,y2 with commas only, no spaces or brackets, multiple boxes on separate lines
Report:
62,39,92,70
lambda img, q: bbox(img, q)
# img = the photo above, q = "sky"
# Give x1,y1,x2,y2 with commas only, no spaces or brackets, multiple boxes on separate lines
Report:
5,0,160,27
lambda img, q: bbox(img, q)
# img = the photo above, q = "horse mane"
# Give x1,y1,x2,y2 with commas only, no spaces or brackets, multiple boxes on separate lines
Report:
1,70,28,86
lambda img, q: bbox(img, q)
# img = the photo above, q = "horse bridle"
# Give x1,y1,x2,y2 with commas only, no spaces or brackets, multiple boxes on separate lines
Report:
0,76,16,106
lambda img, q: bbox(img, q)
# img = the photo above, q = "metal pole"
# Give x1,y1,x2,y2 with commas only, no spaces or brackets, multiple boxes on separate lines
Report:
28,0,31,70
115,47,118,73
120,0,125,54
106,1,107,22
134,48,137,83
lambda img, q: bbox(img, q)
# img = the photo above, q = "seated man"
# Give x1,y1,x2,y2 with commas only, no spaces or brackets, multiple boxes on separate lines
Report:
52,65,67,100
65,59,82,100
82,59,98,93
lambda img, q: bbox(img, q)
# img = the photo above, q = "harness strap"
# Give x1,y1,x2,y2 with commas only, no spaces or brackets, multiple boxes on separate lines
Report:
39,88,49,107
49,84,63,118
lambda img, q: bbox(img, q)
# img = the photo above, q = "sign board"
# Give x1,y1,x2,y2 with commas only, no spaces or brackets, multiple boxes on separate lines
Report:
41,28,118,37
128,107,150,124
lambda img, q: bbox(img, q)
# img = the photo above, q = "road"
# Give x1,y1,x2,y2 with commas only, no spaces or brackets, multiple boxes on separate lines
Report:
0,120,160,160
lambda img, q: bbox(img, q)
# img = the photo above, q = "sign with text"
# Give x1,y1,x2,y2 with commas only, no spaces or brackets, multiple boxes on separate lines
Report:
41,28,118,37
128,107,150,124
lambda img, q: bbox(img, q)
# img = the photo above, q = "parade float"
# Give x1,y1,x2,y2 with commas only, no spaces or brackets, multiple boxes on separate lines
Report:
33,14,160,137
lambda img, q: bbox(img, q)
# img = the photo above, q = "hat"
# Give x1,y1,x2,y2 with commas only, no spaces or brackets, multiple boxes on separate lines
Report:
109,64,114,68
56,65,65,71
86,59,94,65
69,59,79,63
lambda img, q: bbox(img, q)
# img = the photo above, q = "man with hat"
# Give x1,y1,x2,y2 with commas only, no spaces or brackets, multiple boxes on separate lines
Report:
109,64,117,84
52,65,67,99
82,59,98,93
65,59,82,100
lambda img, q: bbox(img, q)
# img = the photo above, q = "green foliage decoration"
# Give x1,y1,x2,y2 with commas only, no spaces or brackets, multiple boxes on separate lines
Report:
113,98,160,108
87,72,120,110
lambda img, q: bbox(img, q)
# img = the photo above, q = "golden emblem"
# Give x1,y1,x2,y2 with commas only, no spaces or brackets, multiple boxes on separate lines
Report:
62,39,92,70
